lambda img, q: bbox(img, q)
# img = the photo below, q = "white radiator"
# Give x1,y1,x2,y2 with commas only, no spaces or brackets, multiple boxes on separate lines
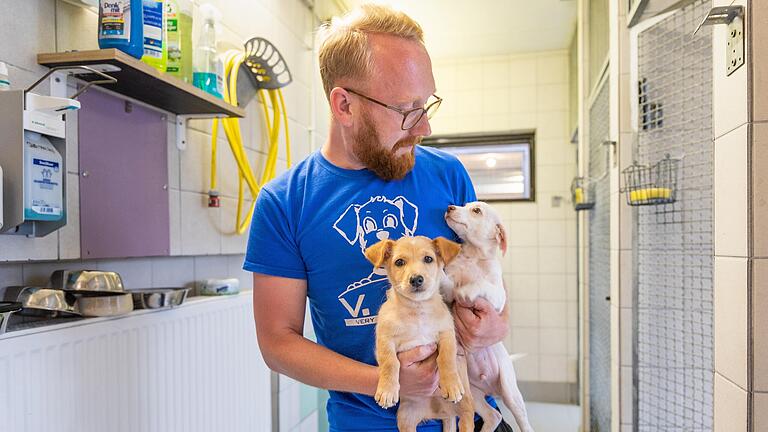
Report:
0,292,271,432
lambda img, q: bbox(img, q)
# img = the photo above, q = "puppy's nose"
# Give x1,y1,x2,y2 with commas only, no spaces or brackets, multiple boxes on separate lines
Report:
410,275,424,288
447,205,456,213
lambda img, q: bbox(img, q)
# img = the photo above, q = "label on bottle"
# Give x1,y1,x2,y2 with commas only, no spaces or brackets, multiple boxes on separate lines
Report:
143,0,163,59
100,0,131,39
165,1,181,72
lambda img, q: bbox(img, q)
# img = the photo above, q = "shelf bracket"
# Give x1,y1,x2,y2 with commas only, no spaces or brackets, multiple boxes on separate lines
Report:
175,114,229,151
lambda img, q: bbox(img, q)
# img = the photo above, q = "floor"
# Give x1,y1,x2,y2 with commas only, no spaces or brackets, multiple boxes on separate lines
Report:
500,402,581,432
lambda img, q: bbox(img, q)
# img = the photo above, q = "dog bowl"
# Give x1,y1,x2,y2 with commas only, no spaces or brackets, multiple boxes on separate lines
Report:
75,292,133,317
3,286,81,318
129,287,190,310
50,270,124,293
0,301,22,334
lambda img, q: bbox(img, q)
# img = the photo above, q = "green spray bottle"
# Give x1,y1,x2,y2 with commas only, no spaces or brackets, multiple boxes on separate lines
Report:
165,0,193,82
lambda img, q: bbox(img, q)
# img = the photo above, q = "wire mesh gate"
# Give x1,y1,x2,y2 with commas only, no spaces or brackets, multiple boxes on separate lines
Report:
633,1,714,430
588,76,611,432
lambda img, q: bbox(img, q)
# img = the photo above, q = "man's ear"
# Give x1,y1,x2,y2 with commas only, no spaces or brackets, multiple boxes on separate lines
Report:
329,87,354,127
433,237,462,265
364,239,394,268
496,223,507,256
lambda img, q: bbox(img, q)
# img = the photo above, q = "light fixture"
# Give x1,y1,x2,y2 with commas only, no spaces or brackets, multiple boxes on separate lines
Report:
485,157,497,168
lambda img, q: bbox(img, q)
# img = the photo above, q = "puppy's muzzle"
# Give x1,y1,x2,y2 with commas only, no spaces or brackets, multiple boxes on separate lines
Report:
409,274,425,291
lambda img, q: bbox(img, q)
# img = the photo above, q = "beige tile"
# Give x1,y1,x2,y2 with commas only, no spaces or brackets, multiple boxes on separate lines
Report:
536,84,569,112
539,328,568,355
714,124,748,257
620,366,633,425
509,86,538,114
753,258,768,391
753,123,768,256
714,257,748,388
754,392,768,432
508,57,538,87
712,0,749,139
168,189,181,256
180,191,222,256
539,274,567,301
714,372,747,432
482,60,509,89
620,308,632,366
535,54,569,85
515,354,540,382
537,165,568,193
504,246,540,274
539,355,568,382
539,302,568,328
511,301,539,327
510,327,539,355
753,0,768,122
220,197,251,255
619,250,633,308
536,111,570,140
539,247,567,274
506,220,539,247
508,273,539,301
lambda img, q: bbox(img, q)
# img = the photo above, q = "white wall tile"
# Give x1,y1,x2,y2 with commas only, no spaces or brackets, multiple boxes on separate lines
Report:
97,258,154,289
506,220,539,247
714,372,747,432
180,191,222,256
539,355,568,382
505,247,540,274
713,124,748,257
535,54,569,84
536,84,569,112
539,328,568,354
508,273,539,301
538,220,567,247
539,302,568,328
482,61,510,88
151,256,195,288
220,197,251,255
58,172,81,260
515,354,539,382
511,327,540,355
509,86,538,114
539,274,567,301
538,247,567,274
508,57,538,87
714,257,748,389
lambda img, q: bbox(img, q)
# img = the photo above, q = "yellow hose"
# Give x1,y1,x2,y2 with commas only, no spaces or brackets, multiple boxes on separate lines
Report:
210,49,292,235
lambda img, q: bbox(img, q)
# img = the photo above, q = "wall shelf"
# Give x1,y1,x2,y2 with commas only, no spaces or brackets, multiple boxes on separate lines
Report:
37,49,245,118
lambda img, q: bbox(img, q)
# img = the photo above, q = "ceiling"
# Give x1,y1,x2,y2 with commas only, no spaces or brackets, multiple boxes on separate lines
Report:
342,0,578,60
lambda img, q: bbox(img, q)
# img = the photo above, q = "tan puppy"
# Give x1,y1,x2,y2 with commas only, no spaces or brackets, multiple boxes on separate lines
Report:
365,236,475,432
443,202,534,432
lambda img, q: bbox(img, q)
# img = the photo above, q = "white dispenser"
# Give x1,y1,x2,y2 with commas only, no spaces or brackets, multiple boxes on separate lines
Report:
0,66,115,236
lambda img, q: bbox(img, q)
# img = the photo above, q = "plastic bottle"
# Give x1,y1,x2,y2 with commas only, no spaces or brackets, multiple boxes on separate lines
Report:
165,0,193,83
141,0,167,72
0,62,10,90
98,0,144,59
193,4,223,98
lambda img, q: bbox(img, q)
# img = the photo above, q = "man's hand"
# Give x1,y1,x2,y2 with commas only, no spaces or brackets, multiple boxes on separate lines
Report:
453,297,509,351
397,344,440,397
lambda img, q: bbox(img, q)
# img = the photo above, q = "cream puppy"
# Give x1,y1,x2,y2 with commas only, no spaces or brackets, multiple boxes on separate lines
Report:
365,236,475,432
443,202,534,432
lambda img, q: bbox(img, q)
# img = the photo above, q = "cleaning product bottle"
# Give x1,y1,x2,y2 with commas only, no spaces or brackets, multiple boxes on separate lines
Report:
24,132,64,222
141,0,167,72
98,0,144,59
0,61,10,90
193,4,223,98
165,0,193,83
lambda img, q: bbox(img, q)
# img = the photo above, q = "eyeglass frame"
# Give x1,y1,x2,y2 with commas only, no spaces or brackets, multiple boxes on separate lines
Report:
342,88,442,130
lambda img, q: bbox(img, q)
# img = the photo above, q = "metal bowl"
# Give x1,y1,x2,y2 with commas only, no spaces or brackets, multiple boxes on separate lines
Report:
75,292,134,317
0,301,22,334
50,270,124,293
3,286,80,318
128,287,190,310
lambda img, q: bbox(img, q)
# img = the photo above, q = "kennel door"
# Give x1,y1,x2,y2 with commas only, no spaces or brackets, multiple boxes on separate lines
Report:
587,72,612,432
633,1,714,430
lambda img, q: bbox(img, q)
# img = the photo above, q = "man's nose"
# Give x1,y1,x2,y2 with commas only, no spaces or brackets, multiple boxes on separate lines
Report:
410,275,424,288
409,113,432,137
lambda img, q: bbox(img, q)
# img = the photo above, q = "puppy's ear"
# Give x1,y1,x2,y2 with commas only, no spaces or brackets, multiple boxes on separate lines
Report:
364,239,394,268
433,237,462,265
495,223,507,256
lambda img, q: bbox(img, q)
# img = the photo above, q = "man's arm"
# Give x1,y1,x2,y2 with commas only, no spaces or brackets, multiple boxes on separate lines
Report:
252,273,379,395
252,273,441,396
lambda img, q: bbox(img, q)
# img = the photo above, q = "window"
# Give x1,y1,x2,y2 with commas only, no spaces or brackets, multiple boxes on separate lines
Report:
422,132,535,202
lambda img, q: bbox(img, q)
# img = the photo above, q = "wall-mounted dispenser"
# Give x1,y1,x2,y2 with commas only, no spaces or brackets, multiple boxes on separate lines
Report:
0,66,116,237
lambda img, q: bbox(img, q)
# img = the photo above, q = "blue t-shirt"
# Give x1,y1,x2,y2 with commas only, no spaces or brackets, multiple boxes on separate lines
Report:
244,146,479,432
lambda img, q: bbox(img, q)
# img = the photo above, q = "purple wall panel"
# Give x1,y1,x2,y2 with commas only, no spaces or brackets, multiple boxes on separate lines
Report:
78,90,170,258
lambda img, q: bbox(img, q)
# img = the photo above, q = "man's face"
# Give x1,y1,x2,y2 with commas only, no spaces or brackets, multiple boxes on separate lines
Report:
352,108,418,181
350,34,436,181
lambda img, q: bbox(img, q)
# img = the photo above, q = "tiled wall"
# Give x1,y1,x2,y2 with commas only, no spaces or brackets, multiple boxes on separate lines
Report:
0,1,324,431
430,52,579,393
714,0,768,430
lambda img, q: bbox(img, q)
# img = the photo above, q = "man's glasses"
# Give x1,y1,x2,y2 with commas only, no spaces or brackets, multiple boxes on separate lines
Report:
343,88,442,130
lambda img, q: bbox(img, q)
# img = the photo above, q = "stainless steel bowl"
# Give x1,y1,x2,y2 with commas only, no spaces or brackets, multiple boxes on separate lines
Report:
129,287,190,310
3,286,80,317
50,270,124,293
0,302,22,334
75,292,134,317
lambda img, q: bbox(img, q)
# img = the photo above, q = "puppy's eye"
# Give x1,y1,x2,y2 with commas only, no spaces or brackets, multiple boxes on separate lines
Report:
424,256,434,264
472,207,482,215
394,258,406,267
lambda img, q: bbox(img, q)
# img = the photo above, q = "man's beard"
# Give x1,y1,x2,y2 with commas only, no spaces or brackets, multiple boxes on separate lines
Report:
352,111,419,181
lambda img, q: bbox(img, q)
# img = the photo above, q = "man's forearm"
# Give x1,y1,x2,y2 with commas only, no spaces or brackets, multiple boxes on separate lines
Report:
260,331,379,396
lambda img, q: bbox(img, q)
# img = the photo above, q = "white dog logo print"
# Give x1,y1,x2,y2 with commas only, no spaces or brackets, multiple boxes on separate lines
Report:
333,195,418,326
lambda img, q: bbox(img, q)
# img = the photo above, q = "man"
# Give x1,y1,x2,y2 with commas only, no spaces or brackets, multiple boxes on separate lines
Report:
245,4,511,431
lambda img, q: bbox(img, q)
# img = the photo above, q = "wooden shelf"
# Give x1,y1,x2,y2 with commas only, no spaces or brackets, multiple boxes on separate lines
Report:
38,49,245,118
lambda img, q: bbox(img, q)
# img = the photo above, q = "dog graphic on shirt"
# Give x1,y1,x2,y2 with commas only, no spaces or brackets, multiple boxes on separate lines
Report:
333,195,418,327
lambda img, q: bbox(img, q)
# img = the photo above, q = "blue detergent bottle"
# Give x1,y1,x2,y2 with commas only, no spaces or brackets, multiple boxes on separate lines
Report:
98,0,144,59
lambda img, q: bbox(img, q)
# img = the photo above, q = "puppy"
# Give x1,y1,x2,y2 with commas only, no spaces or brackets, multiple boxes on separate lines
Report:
365,236,475,432
443,202,534,432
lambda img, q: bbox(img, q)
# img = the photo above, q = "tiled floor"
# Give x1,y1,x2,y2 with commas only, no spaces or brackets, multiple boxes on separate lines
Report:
500,402,581,432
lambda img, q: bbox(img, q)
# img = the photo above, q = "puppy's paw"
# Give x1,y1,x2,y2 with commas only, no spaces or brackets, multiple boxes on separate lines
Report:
375,382,400,409
439,376,464,403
